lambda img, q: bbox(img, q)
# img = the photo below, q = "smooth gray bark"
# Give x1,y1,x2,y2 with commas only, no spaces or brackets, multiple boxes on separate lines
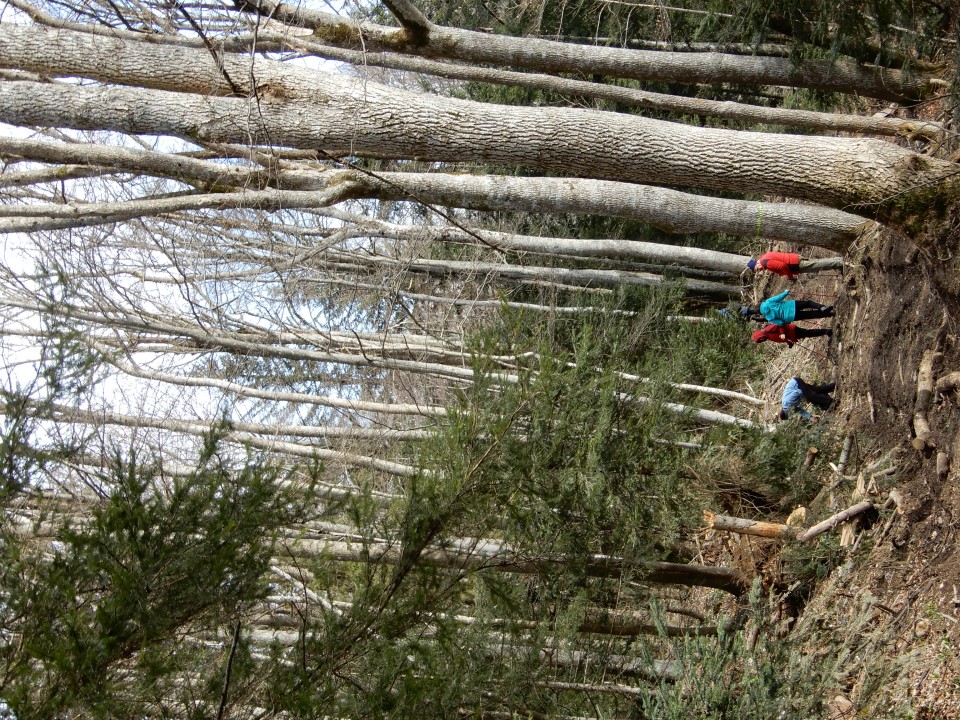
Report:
287,249,742,298
341,218,753,272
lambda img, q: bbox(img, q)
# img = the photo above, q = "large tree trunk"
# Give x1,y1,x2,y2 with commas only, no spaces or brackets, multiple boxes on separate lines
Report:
0,25,954,221
240,0,933,102
0,140,871,248
258,31,942,139
361,172,870,250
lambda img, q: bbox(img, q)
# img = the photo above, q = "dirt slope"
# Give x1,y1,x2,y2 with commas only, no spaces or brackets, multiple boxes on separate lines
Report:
754,213,960,718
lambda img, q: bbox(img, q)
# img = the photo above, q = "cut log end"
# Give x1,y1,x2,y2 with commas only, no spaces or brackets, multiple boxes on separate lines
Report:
913,413,934,450
937,451,950,479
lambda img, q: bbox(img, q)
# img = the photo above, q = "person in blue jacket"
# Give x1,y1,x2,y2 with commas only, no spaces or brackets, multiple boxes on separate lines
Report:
741,290,833,326
779,377,835,421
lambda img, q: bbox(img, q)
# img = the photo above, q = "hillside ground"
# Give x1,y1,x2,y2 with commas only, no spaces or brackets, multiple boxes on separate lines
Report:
739,210,960,718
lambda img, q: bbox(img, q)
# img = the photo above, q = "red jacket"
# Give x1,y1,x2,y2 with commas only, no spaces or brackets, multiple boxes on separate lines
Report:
752,323,798,346
758,251,800,280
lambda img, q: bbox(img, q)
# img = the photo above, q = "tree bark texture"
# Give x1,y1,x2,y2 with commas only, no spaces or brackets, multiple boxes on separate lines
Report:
241,0,933,102
0,137,871,248
0,25,955,218
260,32,943,139
337,217,753,273
704,511,793,538
706,503,878,543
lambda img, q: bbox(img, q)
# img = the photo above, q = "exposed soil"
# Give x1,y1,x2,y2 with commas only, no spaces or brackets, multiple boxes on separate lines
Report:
746,211,960,717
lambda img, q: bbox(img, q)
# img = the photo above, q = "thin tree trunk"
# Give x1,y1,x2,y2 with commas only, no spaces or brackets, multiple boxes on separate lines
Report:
267,33,942,139
242,0,933,101
337,217,753,273
614,371,762,406
796,501,876,542
11,400,423,477
302,250,742,298
258,603,720,637
286,536,747,594
101,355,449,418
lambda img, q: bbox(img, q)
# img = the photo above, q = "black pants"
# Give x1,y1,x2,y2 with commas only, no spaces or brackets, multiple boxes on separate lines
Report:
795,327,831,339
796,379,835,410
793,300,834,321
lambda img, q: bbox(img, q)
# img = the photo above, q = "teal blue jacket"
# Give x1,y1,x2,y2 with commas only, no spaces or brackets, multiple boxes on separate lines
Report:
760,290,795,326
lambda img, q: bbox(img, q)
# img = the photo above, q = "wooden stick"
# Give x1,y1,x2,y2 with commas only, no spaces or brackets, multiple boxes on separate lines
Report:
796,501,875,542
937,451,950,479
875,489,903,546
837,435,853,474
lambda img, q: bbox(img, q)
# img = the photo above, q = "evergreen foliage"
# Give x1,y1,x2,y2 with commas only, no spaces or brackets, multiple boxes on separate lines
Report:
0,267,98,501
251,290,754,717
644,309,757,389
639,580,914,719
0,437,311,718
638,586,831,719
3,0,944,707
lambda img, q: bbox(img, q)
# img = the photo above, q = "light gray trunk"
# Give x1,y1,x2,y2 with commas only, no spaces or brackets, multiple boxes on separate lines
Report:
301,249,742,298
275,33,941,139
8,400,423,477
342,218,752,273
0,25,954,216
243,0,931,101
0,138,870,248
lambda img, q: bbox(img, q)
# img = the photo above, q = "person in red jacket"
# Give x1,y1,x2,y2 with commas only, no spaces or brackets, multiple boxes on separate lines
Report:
752,323,831,348
747,252,843,280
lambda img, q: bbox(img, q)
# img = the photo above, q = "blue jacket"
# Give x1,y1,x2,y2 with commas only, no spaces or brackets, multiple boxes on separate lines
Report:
760,290,795,326
781,377,812,419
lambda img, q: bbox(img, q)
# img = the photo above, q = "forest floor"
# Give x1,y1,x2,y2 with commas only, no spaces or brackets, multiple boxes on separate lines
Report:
738,207,960,718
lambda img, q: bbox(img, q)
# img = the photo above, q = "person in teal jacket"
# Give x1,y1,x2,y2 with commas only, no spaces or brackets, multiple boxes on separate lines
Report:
741,291,833,326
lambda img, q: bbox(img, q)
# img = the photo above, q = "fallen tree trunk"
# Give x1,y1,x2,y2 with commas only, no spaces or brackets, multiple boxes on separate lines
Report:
703,511,793,539
705,501,878,543
796,501,876,542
